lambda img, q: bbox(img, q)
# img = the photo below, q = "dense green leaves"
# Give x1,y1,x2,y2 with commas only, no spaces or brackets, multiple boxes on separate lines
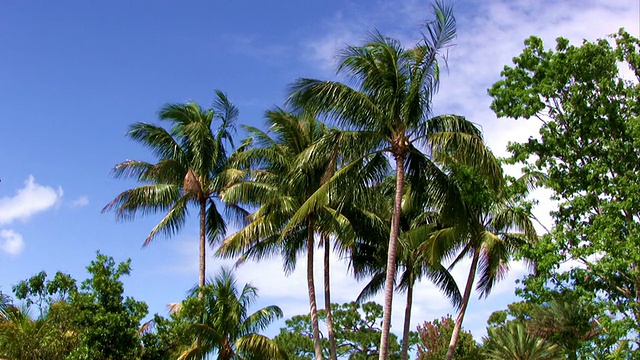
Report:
0,253,149,360
490,28,640,356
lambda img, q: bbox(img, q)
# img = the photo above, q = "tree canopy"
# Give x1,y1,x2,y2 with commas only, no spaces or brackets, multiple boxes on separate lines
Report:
489,28,640,356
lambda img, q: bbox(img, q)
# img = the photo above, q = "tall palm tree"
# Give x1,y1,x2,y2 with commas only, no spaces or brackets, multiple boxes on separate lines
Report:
175,268,287,360
288,3,497,358
352,179,462,360
219,109,332,360
220,109,385,360
430,159,538,360
104,91,242,289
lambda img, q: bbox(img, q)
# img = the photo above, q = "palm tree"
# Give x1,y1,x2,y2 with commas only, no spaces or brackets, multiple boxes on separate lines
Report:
175,267,287,360
220,109,385,360
288,3,497,357
219,109,331,360
483,322,562,360
352,179,462,360
527,300,600,360
103,91,242,289
431,160,538,360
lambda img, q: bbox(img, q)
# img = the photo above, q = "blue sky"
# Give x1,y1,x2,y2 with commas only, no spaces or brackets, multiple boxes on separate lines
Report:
1,0,637,341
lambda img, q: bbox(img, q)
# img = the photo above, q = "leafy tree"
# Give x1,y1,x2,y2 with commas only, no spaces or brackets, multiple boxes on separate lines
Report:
416,315,480,360
0,254,145,360
69,252,148,360
288,2,497,357
489,28,640,355
0,302,79,360
0,272,78,359
104,91,241,289
12,270,77,318
275,302,414,359
173,267,286,360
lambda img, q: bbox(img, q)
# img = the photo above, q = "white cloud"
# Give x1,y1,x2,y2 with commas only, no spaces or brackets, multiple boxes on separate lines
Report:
0,176,63,225
0,229,25,255
71,195,89,207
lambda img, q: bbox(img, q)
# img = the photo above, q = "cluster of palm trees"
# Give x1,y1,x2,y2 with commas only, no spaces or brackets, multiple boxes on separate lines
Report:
105,2,537,359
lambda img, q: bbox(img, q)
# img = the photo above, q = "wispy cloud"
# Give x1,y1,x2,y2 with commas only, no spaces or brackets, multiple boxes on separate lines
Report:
0,229,24,256
224,34,291,62
0,175,63,225
71,195,89,207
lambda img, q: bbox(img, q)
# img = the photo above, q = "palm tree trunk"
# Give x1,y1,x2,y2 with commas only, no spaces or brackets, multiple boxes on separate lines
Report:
199,199,207,293
323,234,338,360
446,249,480,360
308,220,324,360
401,272,414,360
379,153,406,360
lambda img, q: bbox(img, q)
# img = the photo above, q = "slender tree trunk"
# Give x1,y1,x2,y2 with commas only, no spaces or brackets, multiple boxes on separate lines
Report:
323,234,338,360
379,153,406,360
446,249,480,360
199,199,207,294
401,272,414,360
308,220,324,360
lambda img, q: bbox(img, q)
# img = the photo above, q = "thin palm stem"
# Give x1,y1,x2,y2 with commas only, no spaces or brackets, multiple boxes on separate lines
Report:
324,234,338,360
199,199,207,291
446,249,479,360
401,271,414,360
379,154,406,360
308,219,323,360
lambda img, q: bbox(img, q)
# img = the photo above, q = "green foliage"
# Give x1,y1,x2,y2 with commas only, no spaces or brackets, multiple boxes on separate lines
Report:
0,253,148,360
489,28,640,356
172,267,286,360
104,92,241,288
12,270,77,319
416,316,480,360
68,252,148,360
287,3,498,357
483,322,562,360
275,302,414,359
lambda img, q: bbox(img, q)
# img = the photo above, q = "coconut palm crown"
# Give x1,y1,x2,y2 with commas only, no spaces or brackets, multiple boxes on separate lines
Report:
287,2,499,358
103,91,244,288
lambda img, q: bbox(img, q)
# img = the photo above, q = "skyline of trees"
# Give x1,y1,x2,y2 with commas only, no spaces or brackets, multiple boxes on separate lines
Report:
2,6,639,358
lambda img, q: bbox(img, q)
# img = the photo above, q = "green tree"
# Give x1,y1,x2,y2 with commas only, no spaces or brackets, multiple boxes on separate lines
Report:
416,316,480,360
0,272,78,359
104,91,241,289
174,267,286,360
489,28,640,355
69,252,148,359
288,3,496,357
274,302,413,359
0,302,79,360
